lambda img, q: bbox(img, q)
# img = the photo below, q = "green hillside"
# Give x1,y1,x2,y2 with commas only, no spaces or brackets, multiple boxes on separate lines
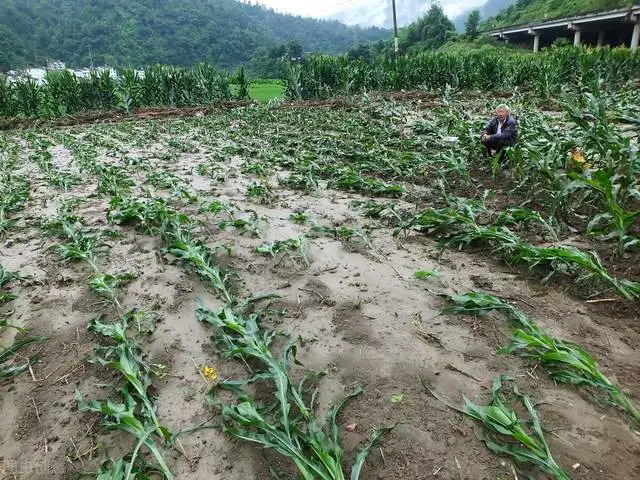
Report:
0,0,388,71
484,0,638,29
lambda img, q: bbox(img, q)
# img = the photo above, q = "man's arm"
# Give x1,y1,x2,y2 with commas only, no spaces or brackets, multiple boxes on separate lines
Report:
481,118,496,139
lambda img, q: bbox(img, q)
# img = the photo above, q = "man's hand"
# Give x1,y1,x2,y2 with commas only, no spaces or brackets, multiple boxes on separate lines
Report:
481,133,491,142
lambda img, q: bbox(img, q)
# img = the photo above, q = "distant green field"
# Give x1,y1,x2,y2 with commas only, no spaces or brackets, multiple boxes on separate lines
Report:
230,81,285,103
249,81,285,103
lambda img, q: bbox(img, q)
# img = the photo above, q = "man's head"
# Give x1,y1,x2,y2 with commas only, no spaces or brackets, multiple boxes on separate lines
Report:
495,104,510,122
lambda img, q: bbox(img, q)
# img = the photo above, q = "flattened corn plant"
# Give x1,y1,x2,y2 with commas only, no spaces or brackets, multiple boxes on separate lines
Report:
42,206,133,307
0,168,30,234
78,310,173,479
424,375,571,480
446,292,640,424
397,205,640,299
24,133,81,190
0,263,47,378
309,225,374,251
107,193,391,477
0,263,19,305
0,318,47,379
107,195,234,304
256,236,309,265
197,304,391,480
327,167,405,197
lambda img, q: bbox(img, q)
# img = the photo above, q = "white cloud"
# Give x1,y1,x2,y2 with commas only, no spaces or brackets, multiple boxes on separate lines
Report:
251,0,359,18
255,0,485,18
252,0,488,26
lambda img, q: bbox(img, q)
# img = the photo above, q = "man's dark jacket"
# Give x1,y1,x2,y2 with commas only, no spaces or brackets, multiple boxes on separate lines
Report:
482,115,518,145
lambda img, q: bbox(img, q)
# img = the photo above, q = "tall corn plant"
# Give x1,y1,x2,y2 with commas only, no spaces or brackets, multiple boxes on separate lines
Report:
0,74,14,117
115,68,141,115
11,77,40,117
198,304,391,480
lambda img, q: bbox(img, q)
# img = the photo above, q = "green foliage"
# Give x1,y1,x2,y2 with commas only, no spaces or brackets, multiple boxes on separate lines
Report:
428,375,571,480
309,225,374,251
256,236,309,265
0,170,29,233
0,0,388,71
0,319,47,379
89,272,137,308
328,168,405,197
398,204,640,299
567,169,640,254
0,264,19,305
465,10,481,40
484,0,633,29
290,211,309,224
447,292,640,423
79,311,174,479
198,304,392,480
43,210,112,273
413,270,440,280
400,4,457,53
287,47,640,100
2,64,233,118
246,181,276,203
234,67,249,100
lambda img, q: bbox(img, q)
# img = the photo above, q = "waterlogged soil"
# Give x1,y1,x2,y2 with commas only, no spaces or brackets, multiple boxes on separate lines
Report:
1,104,639,480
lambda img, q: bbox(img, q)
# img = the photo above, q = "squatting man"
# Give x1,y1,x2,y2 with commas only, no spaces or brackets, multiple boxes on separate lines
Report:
481,104,518,158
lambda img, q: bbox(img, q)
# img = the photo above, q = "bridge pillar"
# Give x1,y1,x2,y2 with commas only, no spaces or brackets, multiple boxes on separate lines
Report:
632,17,640,52
597,30,605,47
568,23,582,46
528,28,540,53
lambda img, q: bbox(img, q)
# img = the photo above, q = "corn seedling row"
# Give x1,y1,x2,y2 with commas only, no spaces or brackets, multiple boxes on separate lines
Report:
0,265,47,378
78,311,173,479
398,205,640,299
424,375,571,480
446,291,640,423
198,304,391,480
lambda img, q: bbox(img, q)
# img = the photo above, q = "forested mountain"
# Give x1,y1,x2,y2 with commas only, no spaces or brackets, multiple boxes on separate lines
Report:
0,0,388,71
484,0,639,29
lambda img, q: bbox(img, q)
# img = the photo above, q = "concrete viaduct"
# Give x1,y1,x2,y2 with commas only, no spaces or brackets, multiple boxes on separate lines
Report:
486,6,640,52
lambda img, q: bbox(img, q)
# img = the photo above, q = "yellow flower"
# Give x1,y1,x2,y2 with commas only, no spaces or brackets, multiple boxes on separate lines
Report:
202,365,218,381
571,150,585,163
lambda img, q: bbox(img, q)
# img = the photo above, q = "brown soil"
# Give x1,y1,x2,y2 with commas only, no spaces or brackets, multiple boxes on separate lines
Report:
0,107,639,480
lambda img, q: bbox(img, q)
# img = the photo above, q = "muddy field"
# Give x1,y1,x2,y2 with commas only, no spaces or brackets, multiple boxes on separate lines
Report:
1,99,639,480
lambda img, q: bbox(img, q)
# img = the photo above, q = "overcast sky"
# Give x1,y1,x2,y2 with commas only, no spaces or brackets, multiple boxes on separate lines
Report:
252,0,487,21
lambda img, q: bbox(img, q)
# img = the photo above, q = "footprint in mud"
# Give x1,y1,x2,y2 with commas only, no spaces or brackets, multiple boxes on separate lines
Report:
470,275,494,290
331,300,381,347
298,278,335,307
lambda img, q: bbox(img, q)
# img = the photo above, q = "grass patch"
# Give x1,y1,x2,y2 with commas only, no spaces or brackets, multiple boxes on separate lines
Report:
250,81,285,103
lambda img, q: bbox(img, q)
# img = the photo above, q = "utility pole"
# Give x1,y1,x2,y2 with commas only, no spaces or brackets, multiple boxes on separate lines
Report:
392,0,399,57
